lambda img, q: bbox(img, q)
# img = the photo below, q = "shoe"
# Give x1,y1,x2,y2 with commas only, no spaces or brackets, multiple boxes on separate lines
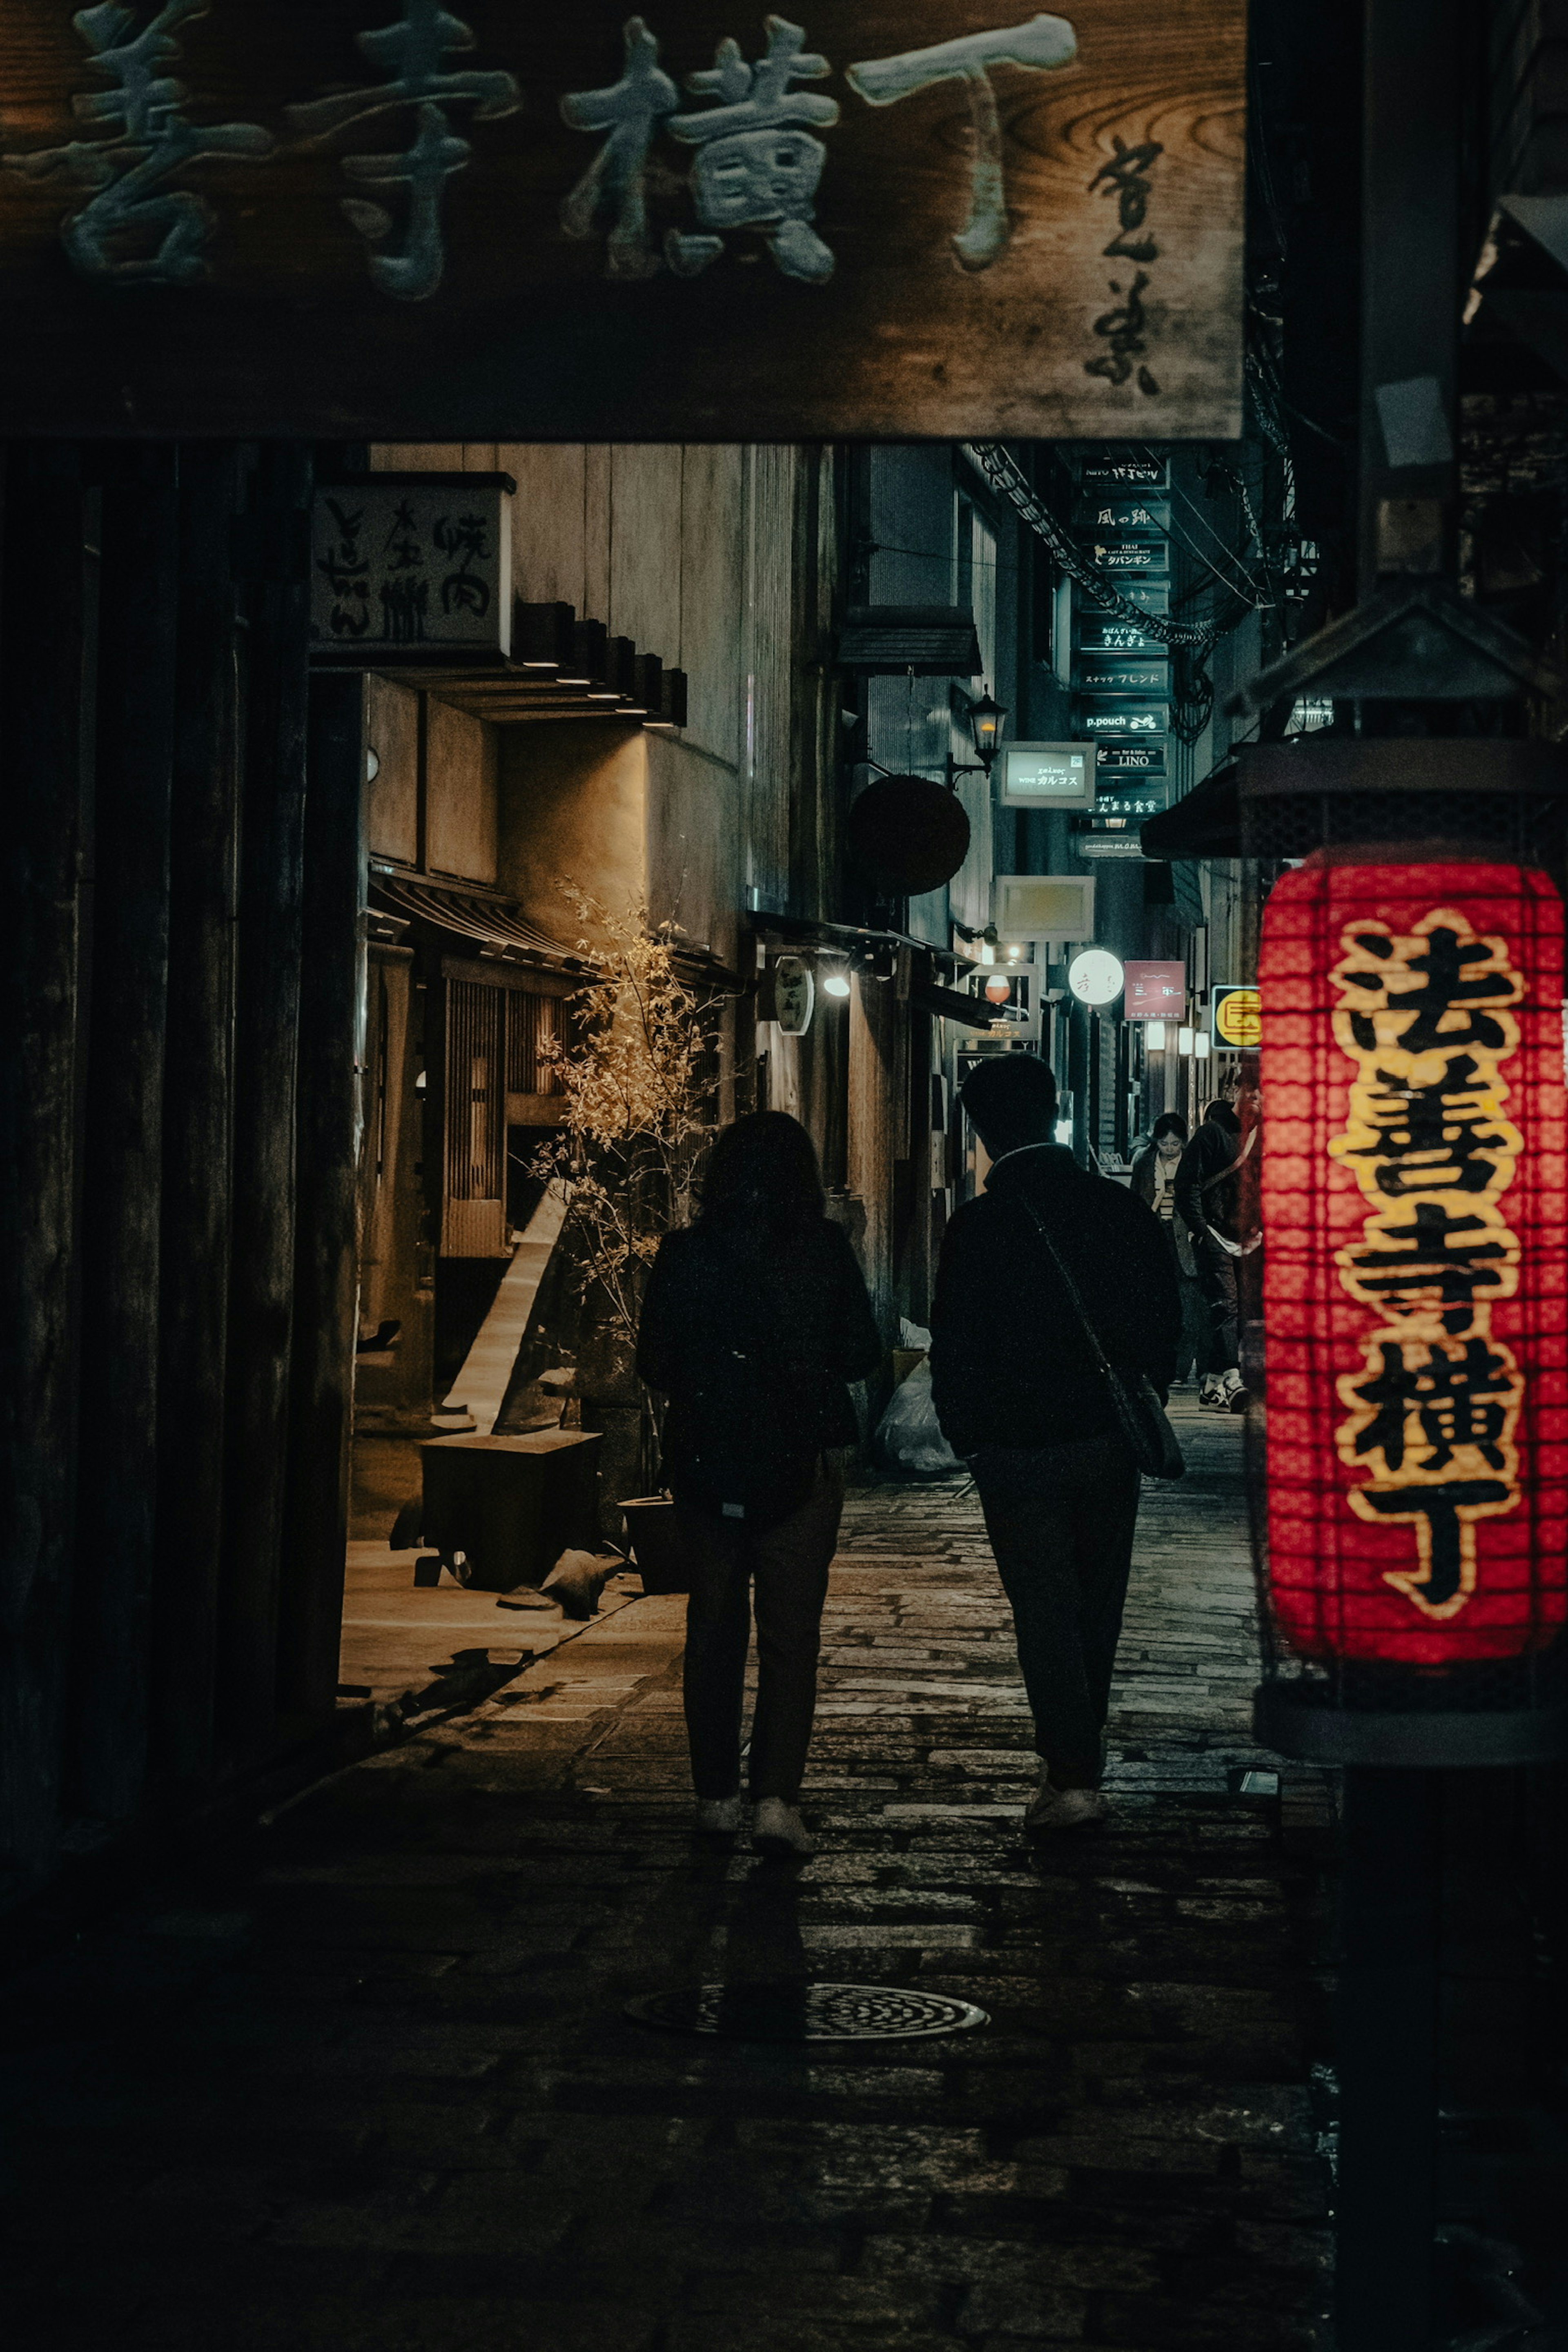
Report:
1219,1370,1249,1414
695,1796,745,1836
1199,1381,1225,1411
1025,1784,1109,1833
1227,1384,1250,1414
752,1798,815,1857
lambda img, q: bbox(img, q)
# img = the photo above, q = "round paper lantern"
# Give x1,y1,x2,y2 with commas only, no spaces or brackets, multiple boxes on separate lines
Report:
1259,858,1568,1666
847,775,971,896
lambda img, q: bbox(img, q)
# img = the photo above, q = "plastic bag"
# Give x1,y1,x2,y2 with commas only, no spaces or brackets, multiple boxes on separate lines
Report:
873,1358,962,1477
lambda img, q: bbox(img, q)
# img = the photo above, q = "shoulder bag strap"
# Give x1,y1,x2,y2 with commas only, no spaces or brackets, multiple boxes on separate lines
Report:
1016,1192,1129,1394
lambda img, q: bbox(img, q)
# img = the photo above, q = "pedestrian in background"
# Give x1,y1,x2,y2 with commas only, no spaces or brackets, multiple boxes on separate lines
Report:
1174,1079,1258,1412
930,1056,1180,1832
1131,1112,1207,1383
637,1112,880,1858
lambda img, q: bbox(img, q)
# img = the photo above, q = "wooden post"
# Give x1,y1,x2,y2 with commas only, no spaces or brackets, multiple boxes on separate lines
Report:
0,445,88,1881
149,445,243,1787
1336,1767,1442,2350
277,670,364,1728
71,445,180,1827
219,443,313,1759
1359,0,1459,594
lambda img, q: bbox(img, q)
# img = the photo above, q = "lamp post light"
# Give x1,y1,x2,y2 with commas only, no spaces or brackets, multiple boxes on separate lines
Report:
947,687,1009,787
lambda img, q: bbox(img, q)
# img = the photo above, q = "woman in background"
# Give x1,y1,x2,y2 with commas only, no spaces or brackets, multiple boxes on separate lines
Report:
636,1112,880,1856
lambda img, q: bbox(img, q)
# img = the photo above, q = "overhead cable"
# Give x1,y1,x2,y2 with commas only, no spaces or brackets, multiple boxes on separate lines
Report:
961,442,1223,649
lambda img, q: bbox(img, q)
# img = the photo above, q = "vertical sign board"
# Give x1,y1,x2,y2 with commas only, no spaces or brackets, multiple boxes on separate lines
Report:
0,2,1247,437
1259,861,1568,1664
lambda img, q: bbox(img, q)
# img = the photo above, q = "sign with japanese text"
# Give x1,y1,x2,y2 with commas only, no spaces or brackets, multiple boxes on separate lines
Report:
311,475,511,654
1123,958,1185,1018
0,2,1247,439
1260,861,1568,1663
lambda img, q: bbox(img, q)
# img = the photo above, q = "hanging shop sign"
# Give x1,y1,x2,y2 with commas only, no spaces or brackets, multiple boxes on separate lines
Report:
760,954,815,1035
1075,655,1170,695
1090,777,1169,818
1067,947,1124,1005
1075,537,1172,575
1096,742,1167,775
1079,456,1168,490
1212,982,1261,1047
1071,497,1172,533
1123,959,1186,1018
1258,860,1568,1662
311,475,512,656
1075,613,1167,655
0,2,1248,439
997,741,1097,809
1075,699,1169,736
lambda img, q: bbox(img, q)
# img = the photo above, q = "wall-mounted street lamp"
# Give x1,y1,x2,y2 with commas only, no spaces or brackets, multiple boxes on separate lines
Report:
946,687,1008,787
820,956,853,999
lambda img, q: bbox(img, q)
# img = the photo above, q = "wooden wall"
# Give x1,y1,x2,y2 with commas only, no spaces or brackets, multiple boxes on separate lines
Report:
0,442,363,1903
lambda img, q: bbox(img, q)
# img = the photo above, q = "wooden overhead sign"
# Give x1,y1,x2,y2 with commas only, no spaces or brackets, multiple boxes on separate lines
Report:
0,1,1246,439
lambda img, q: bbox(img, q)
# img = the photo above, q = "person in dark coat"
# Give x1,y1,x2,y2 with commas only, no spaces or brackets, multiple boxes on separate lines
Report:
637,1111,880,1857
929,1054,1180,1833
1131,1111,1207,1382
1174,1083,1256,1412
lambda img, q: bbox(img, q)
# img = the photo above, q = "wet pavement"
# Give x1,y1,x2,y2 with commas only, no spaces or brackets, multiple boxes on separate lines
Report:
2,1401,1335,2350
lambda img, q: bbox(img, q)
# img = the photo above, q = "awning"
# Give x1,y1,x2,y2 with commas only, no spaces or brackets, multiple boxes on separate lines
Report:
911,982,998,1030
1140,758,1241,859
368,869,584,969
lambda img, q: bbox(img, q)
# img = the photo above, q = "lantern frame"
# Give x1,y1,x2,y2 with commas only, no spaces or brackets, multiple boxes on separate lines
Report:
1241,744,1568,1768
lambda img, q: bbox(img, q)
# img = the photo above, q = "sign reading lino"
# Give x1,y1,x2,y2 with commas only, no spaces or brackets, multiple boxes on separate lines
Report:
0,1,1248,440
1260,861,1568,1665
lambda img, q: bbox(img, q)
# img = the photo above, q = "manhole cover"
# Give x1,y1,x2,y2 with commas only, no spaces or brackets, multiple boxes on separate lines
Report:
624,1982,989,2042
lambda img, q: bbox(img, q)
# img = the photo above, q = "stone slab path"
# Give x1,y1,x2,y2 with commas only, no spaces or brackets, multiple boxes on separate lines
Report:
1,1401,1334,2352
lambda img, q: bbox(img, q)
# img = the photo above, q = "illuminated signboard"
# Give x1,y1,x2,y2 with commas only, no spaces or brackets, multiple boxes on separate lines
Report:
998,742,1097,809
1212,982,1261,1047
1077,538,1171,574
1096,742,1167,775
1123,959,1186,1019
1076,656,1170,695
1259,860,1568,1662
1076,700,1169,735
1093,777,1169,818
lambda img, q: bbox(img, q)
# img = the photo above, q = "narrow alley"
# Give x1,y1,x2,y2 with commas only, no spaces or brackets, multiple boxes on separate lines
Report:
3,1403,1333,2352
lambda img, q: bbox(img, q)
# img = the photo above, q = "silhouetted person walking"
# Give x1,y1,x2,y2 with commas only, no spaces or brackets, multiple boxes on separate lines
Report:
637,1112,880,1857
930,1057,1180,1831
1175,1080,1256,1412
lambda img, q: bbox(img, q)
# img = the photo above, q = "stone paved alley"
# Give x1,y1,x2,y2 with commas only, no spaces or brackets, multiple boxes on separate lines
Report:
2,1402,1334,2351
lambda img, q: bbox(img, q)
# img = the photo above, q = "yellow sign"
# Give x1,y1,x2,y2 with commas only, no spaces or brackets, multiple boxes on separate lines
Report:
1213,985,1261,1048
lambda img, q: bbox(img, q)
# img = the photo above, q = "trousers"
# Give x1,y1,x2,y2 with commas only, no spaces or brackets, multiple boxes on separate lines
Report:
1193,1235,1240,1375
971,1441,1142,1790
675,1458,844,1802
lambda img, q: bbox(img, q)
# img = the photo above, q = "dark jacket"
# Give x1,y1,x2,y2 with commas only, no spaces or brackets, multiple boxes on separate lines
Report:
1174,1102,1246,1248
637,1214,882,1483
929,1144,1181,1457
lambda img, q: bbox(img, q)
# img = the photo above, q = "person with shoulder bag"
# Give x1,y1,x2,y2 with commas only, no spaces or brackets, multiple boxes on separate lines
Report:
929,1056,1182,1834
1174,1078,1261,1414
636,1112,881,1857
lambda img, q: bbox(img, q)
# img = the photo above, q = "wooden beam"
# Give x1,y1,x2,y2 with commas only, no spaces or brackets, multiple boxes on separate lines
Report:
150,444,243,1788
220,443,313,1760
0,444,88,1880
72,445,180,1826
277,671,365,1728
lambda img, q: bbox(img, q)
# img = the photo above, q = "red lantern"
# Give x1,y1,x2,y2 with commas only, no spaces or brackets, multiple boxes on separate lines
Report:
1260,858,1568,1664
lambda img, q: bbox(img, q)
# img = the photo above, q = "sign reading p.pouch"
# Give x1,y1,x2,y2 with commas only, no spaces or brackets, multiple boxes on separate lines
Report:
0,2,1247,439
